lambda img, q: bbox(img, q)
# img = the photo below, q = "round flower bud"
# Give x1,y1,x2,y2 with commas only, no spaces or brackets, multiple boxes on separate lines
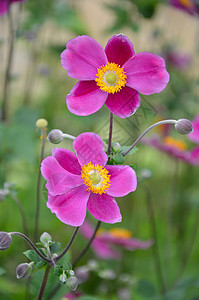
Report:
16,263,33,279
0,232,12,250
59,271,67,283
40,232,52,245
175,119,193,135
47,129,63,144
36,118,48,129
112,142,121,153
66,276,79,291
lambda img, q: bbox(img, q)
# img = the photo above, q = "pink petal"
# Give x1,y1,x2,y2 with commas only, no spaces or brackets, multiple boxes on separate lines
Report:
61,35,108,80
67,80,108,116
105,86,140,118
0,0,8,15
73,132,108,166
87,193,122,223
105,34,135,66
188,115,199,144
106,165,137,197
92,239,121,260
189,147,199,165
121,238,154,250
52,148,81,175
41,156,83,196
123,52,170,95
47,186,89,226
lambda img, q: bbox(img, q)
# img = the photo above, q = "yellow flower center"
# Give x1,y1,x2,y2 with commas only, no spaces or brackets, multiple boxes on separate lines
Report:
178,0,194,8
81,162,110,195
109,228,132,239
164,136,187,151
95,62,127,94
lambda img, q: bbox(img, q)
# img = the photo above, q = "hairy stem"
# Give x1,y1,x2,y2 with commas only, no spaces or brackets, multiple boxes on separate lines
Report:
123,120,177,156
143,184,167,295
55,227,79,262
107,112,113,155
34,128,46,243
72,221,101,268
9,232,52,264
1,9,15,121
37,265,51,300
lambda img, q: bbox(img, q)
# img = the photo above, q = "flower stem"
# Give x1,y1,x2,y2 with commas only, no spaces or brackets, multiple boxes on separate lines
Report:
34,128,46,243
107,112,113,155
122,120,177,156
1,9,15,121
37,265,51,300
9,232,52,264
72,221,101,268
11,194,29,237
143,184,167,295
62,133,76,140
55,227,79,262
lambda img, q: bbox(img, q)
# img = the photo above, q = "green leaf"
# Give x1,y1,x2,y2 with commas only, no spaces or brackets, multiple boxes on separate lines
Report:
23,249,45,263
121,146,139,155
0,267,6,276
50,242,61,254
113,153,125,165
53,265,63,277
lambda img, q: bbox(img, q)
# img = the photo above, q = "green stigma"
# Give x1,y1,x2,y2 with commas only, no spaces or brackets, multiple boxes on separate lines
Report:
89,172,101,185
106,73,117,85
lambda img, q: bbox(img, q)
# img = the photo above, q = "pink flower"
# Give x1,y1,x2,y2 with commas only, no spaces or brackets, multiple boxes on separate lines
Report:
188,114,199,144
41,132,137,226
164,50,191,70
143,135,199,166
0,0,25,16
169,0,199,15
80,221,153,260
61,34,169,118
64,292,82,299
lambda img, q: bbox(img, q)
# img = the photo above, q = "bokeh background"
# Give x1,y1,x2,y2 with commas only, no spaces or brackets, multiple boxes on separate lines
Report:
0,0,199,299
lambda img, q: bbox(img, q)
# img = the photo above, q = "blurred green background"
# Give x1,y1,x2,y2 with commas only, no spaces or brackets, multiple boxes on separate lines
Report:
0,0,199,299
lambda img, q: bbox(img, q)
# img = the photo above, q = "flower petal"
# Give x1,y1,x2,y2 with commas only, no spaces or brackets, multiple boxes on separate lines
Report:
106,165,137,197
73,132,108,166
105,86,140,118
47,186,89,226
41,156,83,196
123,52,170,95
52,148,81,175
67,80,108,116
61,35,108,80
105,34,135,66
87,193,122,223
120,238,153,250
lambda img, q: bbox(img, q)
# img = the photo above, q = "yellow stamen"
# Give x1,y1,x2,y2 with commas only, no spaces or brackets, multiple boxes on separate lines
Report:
95,62,127,94
164,136,187,151
178,0,194,8
81,162,110,195
109,228,132,239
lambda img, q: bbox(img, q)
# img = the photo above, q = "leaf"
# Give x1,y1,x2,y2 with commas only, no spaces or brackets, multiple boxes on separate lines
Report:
23,249,45,263
113,153,125,165
121,146,139,155
136,279,157,298
0,267,6,276
50,242,61,254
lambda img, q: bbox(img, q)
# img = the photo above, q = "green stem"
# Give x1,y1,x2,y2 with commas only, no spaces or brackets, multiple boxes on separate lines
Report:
37,265,51,300
11,194,29,237
34,128,46,243
107,112,113,155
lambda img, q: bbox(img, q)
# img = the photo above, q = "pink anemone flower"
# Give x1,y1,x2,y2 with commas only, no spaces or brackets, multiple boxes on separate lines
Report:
169,0,199,15
64,292,82,299
0,0,25,16
61,34,169,118
143,135,199,166
41,132,137,227
80,221,153,260
188,114,199,144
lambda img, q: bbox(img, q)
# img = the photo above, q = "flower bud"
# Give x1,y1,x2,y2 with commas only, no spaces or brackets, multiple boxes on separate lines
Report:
16,263,33,279
112,142,121,153
0,232,12,250
66,276,78,291
36,118,48,129
47,129,63,144
40,232,52,245
59,271,67,283
99,269,116,280
175,119,193,135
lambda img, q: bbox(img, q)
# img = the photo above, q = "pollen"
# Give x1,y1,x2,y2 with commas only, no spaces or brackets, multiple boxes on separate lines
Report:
179,0,194,8
109,228,132,239
95,62,127,94
81,162,111,195
164,136,187,151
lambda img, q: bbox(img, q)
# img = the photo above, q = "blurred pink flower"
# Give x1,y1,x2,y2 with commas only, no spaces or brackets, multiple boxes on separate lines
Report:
164,50,191,70
188,114,199,144
80,221,153,260
64,292,82,299
61,34,169,118
169,0,199,15
143,135,199,165
41,132,137,227
0,0,25,16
